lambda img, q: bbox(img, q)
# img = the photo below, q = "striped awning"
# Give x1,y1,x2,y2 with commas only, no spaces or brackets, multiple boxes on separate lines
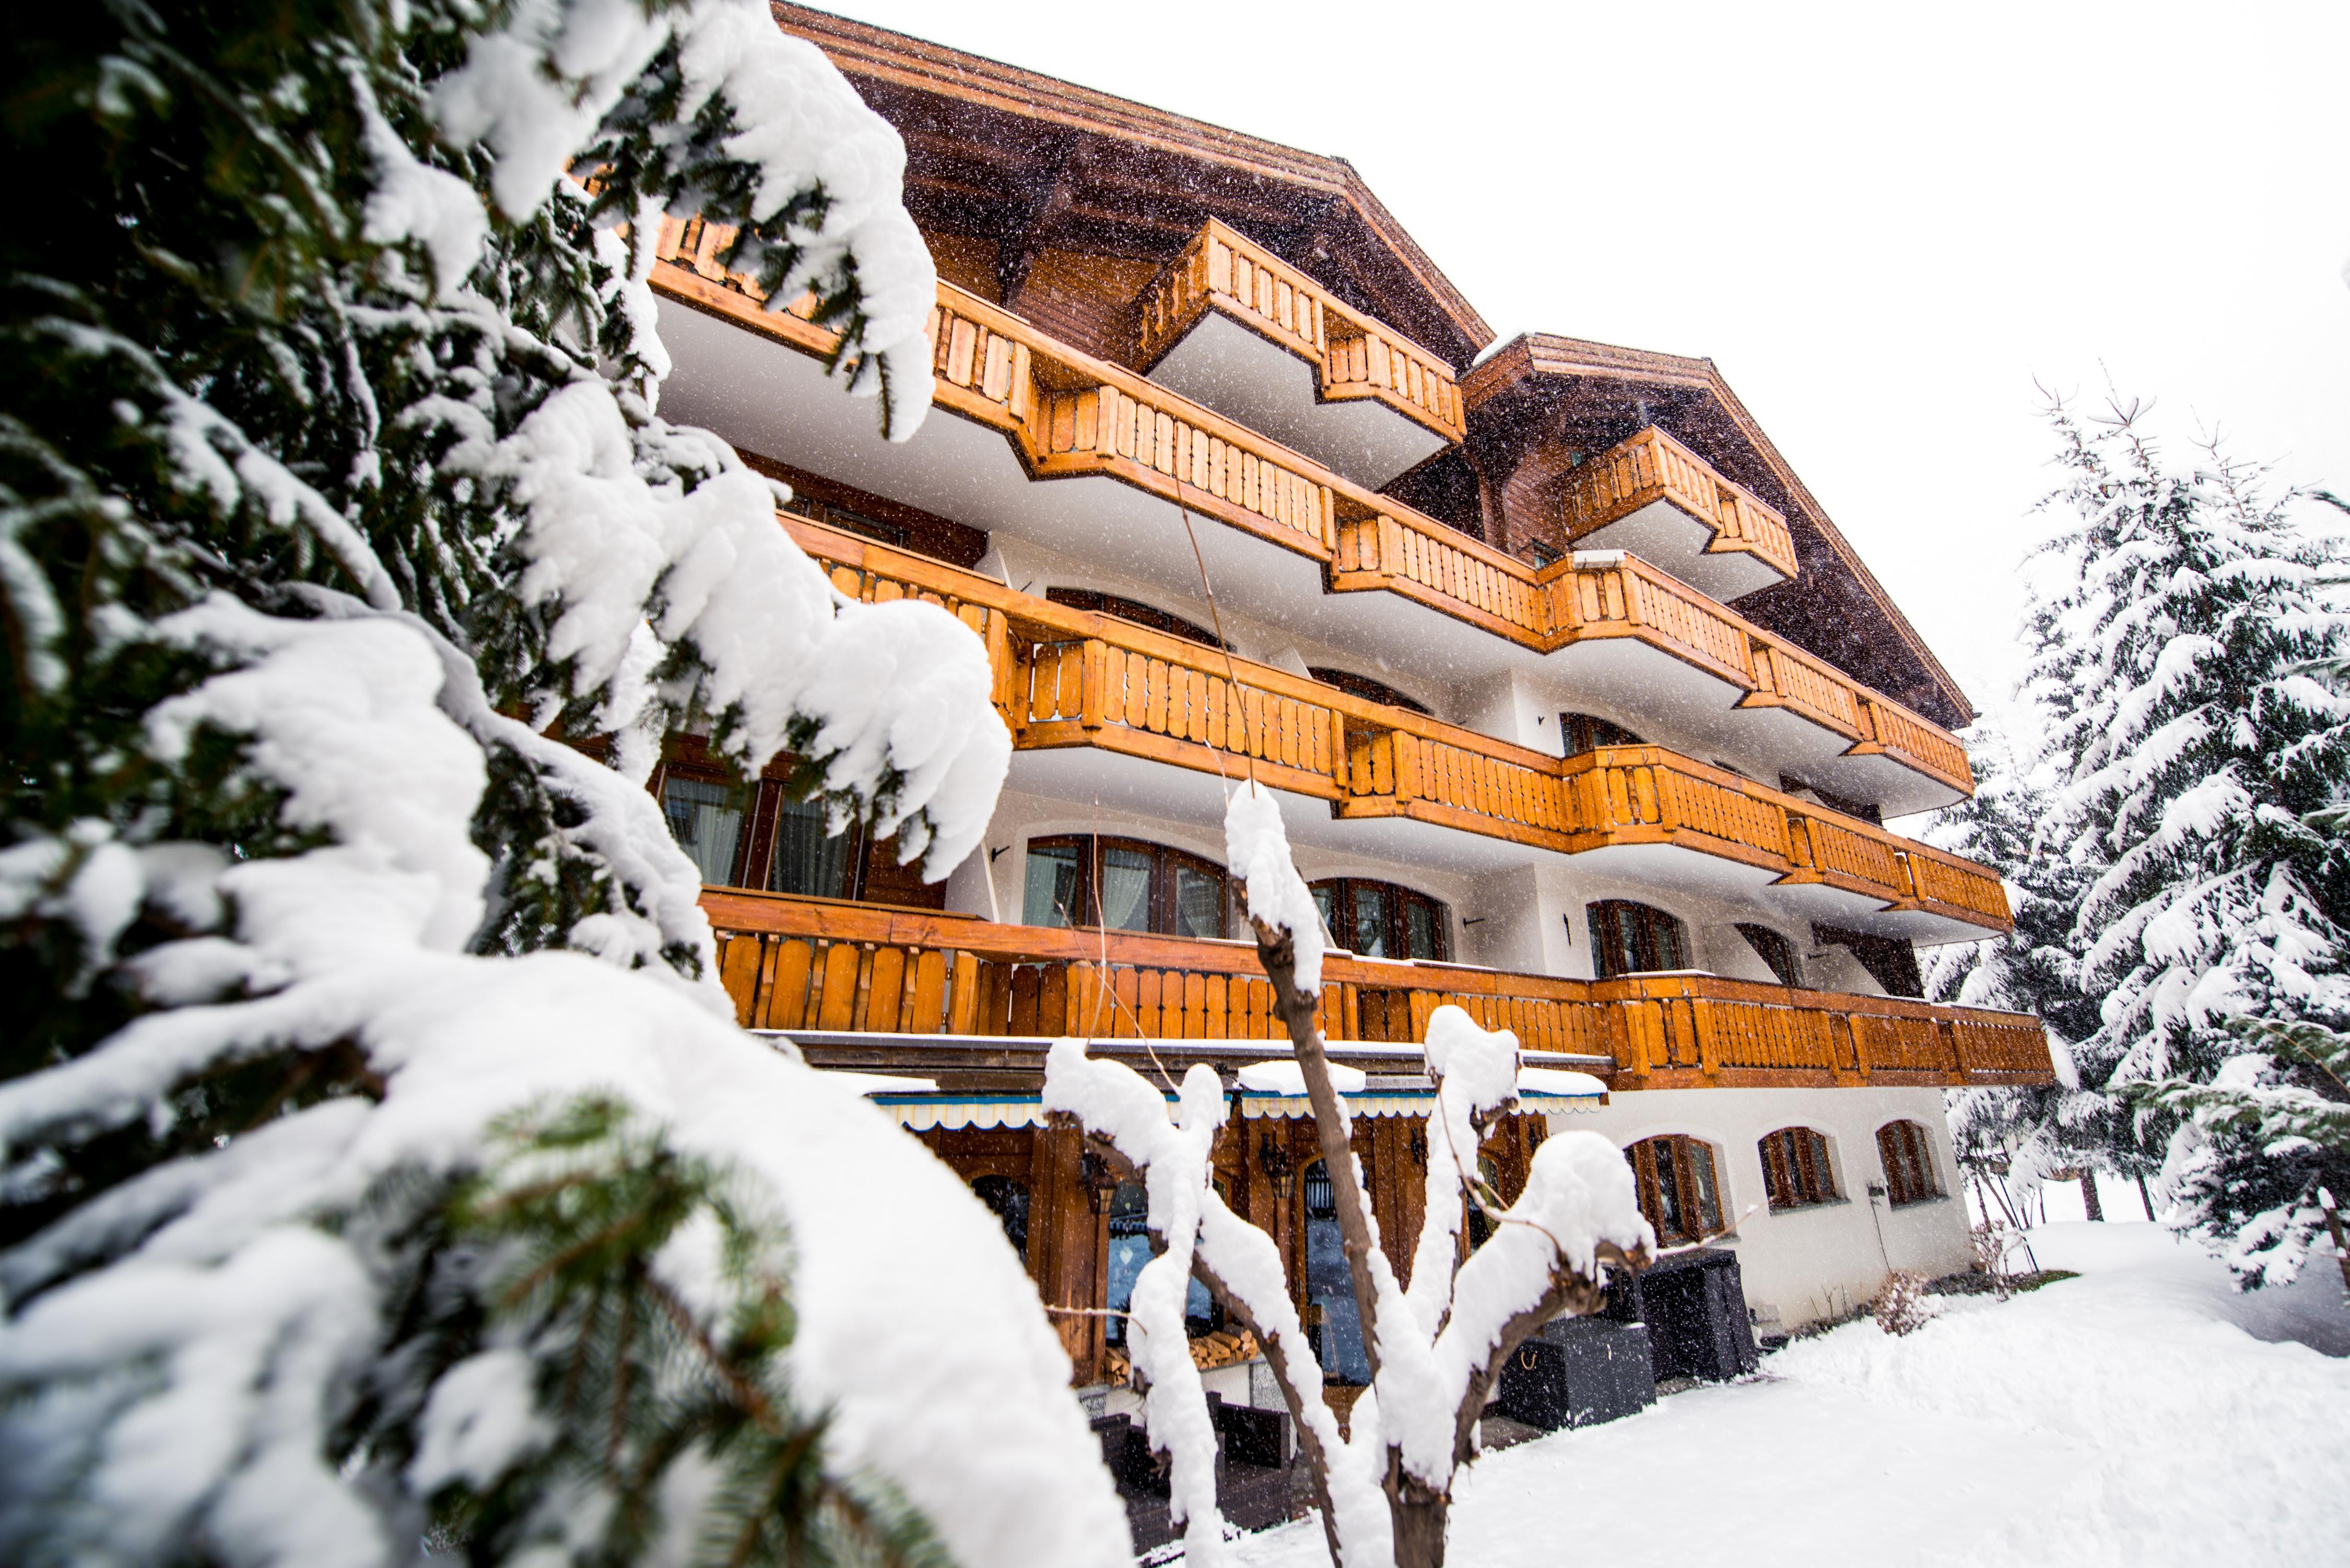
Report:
868,1094,1047,1132
863,1086,1605,1133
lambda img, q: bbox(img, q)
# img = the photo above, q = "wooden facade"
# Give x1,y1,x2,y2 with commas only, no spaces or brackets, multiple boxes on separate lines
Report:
653,238,1980,802
703,893,2051,1092
910,1102,1548,1385
780,511,2005,924
632,8,2057,1416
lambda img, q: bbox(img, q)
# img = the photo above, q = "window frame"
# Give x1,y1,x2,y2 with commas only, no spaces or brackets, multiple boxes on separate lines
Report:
1044,586,1219,649
1877,1120,1942,1207
1759,1126,1837,1210
1736,923,1804,987
1307,877,1451,962
1307,666,1431,716
656,769,754,888
1588,899,1693,978
651,743,941,910
1021,833,1232,939
1626,1134,1724,1246
1559,712,1644,757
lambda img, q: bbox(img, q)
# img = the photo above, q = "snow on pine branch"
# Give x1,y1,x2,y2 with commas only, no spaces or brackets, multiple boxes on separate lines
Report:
0,597,1124,1568
428,0,939,436
463,384,1007,877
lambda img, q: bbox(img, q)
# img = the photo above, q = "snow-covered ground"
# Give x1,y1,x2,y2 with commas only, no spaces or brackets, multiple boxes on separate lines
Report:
1226,1222,2349,1567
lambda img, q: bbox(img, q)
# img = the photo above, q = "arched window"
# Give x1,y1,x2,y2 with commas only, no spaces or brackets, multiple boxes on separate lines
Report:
1626,1135,1722,1246
1100,1180,1217,1344
1300,1159,1371,1383
656,746,939,910
1308,666,1430,716
1310,878,1450,961
1736,923,1803,987
970,1174,1030,1262
1588,900,1691,978
1759,1127,1836,1209
1877,1121,1941,1206
1021,835,1229,938
1046,586,1218,648
1559,713,1643,757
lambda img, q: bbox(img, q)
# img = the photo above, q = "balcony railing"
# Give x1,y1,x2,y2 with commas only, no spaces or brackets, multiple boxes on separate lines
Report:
649,217,1972,800
1133,218,1466,444
791,517,2012,934
1557,426,1799,584
703,892,2055,1090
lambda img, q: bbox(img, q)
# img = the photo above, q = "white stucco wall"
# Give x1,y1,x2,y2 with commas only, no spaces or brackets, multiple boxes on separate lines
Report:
1547,1083,1971,1333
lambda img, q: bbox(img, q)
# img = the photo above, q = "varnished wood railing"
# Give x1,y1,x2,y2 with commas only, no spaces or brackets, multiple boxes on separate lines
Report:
1557,426,1799,583
649,217,1972,798
1133,218,1466,444
702,892,2054,1090
1543,552,1976,791
793,517,2012,932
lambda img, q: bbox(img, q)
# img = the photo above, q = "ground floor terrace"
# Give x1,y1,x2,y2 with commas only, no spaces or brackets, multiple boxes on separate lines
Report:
706,890,2050,1384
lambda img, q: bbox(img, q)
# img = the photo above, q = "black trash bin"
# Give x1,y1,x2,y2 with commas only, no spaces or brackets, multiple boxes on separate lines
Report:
1611,1247,1757,1382
1494,1314,1656,1430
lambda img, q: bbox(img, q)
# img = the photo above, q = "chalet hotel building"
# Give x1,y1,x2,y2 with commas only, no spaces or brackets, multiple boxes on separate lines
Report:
648,4,2051,1441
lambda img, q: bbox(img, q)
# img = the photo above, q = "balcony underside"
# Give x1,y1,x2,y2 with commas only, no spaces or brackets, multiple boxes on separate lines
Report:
657,298,1969,818
1144,310,1448,489
1004,746,1996,947
703,891,2057,1091
1569,499,1787,604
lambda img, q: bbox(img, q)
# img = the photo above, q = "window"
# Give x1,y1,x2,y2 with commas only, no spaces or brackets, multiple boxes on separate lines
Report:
1522,540,1560,569
1877,1121,1941,1207
1104,1181,1218,1345
1778,774,1883,826
1627,1136,1722,1246
1308,666,1431,716
1464,1152,1502,1250
1559,713,1643,757
1020,835,1229,938
782,490,908,549
1308,878,1450,961
1812,923,1925,998
1760,1127,1836,1209
768,796,856,900
1045,587,1218,648
1587,900,1691,978
661,776,748,885
971,1174,1030,1262
1736,923,1803,987
657,743,941,909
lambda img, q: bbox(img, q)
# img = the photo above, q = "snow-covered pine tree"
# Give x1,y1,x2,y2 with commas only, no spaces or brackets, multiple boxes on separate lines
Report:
2023,394,2350,1285
0,3,1126,1564
2125,1017,2350,1290
1924,721,2153,1218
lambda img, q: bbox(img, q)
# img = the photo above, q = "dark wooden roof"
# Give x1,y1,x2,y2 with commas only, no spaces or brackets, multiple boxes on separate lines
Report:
1463,335,1975,729
774,4,1493,368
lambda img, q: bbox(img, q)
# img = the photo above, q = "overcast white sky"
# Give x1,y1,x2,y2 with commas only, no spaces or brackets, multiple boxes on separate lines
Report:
824,1,2350,723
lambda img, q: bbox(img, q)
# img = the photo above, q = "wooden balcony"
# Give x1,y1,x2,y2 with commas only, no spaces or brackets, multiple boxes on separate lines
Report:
1133,219,1464,486
704,892,2054,1091
1555,426,1799,600
791,517,2012,939
648,219,1972,807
